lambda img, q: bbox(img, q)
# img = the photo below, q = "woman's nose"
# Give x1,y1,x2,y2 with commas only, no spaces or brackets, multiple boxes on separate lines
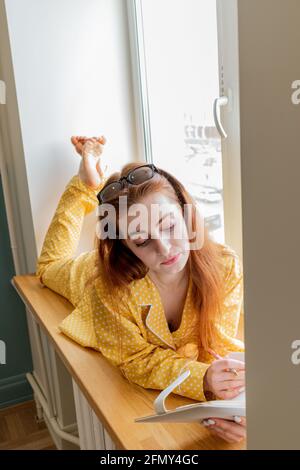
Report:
155,237,171,257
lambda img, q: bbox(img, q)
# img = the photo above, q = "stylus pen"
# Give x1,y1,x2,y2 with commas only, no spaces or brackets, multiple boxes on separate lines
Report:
207,348,240,376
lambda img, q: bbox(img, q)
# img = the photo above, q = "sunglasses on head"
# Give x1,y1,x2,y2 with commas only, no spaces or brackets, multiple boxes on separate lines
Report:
97,163,160,204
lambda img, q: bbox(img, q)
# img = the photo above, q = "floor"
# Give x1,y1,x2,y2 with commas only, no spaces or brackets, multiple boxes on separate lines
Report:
0,400,56,450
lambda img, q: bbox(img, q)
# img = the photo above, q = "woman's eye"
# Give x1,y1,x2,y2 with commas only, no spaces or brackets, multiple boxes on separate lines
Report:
162,223,175,232
135,224,175,247
136,239,150,248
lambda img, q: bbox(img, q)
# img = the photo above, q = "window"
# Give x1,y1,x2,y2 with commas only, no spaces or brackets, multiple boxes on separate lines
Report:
127,0,242,257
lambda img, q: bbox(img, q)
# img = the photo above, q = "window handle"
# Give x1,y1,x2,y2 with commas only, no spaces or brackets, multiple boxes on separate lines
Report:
213,95,228,139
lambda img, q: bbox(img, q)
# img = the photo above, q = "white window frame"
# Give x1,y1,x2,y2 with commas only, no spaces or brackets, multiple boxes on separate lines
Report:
126,0,243,260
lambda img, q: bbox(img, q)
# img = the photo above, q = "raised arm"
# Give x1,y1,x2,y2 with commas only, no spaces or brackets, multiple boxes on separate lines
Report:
36,136,107,306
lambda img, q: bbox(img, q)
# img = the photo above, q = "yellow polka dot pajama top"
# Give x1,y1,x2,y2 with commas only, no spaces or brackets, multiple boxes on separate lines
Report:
36,174,245,403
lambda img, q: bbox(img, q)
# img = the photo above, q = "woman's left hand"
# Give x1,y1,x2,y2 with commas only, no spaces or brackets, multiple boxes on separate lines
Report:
71,135,107,190
202,416,246,443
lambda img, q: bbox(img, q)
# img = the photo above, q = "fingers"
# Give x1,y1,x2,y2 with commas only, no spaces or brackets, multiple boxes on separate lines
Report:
210,418,246,441
205,359,246,398
71,136,86,144
71,135,106,145
71,137,84,156
216,387,245,400
82,140,104,158
212,369,245,398
209,427,242,444
214,359,245,372
71,135,106,159
216,376,245,390
71,136,85,156
218,380,244,391
217,370,245,382
234,416,246,426
203,419,238,443
202,418,246,443
93,135,106,145
219,379,244,388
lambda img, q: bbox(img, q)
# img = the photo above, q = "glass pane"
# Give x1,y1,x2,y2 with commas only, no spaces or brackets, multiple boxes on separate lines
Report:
140,0,224,243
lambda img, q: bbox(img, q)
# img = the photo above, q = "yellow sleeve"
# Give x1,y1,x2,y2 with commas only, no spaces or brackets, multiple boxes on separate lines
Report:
92,294,210,402
35,174,105,307
215,248,245,355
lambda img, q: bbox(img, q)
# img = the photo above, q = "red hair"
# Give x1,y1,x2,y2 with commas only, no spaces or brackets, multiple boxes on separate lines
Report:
91,162,227,361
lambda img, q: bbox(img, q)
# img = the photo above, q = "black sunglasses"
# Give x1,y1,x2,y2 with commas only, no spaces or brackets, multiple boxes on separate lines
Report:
97,163,159,204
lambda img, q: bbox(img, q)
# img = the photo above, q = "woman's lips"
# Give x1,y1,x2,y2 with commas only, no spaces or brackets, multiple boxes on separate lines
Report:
161,253,181,266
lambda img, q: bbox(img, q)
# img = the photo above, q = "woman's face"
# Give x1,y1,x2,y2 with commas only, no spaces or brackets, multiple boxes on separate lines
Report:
121,192,191,275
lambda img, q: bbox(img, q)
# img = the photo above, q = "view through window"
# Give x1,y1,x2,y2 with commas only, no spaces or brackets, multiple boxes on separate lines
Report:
139,0,224,243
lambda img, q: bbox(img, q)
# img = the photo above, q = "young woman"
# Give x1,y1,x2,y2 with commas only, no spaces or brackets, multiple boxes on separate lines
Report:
36,136,246,444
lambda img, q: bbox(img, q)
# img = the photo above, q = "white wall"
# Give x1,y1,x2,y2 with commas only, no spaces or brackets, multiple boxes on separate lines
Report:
5,0,138,257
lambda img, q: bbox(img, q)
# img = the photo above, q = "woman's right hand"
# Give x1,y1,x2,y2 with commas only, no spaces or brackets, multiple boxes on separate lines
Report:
203,359,245,400
71,135,107,190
